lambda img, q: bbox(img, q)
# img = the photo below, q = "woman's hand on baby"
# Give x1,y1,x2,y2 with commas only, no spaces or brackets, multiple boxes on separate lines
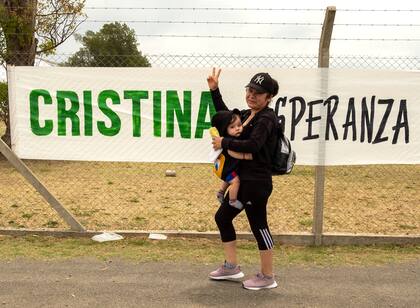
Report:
207,67,221,90
212,136,223,150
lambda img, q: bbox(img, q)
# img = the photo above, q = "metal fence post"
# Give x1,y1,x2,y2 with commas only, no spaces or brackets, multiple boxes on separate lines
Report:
313,6,336,246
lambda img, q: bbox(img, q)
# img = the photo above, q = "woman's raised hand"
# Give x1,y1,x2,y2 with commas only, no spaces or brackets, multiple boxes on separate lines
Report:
207,67,221,90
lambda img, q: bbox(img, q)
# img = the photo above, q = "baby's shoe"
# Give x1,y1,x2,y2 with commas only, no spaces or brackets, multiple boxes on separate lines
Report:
229,199,243,210
216,190,225,204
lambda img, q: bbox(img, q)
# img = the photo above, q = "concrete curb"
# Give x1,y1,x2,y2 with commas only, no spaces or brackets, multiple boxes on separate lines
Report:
0,228,419,246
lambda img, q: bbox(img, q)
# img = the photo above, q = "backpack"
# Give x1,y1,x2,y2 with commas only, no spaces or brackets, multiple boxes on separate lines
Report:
271,117,296,175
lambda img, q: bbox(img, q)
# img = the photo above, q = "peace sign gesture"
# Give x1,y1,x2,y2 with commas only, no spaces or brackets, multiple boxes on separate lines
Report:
206,67,221,90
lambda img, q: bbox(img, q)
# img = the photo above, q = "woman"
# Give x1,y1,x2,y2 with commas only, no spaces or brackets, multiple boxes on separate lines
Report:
207,68,279,290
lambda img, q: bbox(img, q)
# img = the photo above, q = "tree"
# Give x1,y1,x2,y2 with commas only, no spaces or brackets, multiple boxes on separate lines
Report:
64,22,150,67
0,0,85,146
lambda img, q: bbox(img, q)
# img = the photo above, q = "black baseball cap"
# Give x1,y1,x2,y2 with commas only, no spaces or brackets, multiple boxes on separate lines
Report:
211,108,241,136
246,72,275,95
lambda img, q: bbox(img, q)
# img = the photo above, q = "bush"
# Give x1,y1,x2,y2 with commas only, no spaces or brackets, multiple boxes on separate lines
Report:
0,82,7,136
0,82,7,119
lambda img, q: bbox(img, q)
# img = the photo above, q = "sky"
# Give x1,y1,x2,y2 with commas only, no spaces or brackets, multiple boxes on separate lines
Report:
53,0,420,58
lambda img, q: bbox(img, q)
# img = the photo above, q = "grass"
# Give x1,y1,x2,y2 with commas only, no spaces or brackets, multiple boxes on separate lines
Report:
1,117,419,235
1,160,419,235
299,219,313,227
0,235,419,266
399,224,417,230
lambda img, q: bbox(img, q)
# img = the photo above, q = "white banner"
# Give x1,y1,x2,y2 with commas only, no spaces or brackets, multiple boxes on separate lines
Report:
8,66,420,165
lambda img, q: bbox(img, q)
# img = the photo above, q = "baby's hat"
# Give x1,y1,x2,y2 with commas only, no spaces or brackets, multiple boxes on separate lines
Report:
211,109,241,136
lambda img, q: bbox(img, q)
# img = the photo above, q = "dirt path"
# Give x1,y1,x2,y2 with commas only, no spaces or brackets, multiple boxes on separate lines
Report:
0,259,419,307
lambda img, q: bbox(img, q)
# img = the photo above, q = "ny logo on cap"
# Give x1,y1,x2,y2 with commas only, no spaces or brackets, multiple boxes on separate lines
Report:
254,75,264,84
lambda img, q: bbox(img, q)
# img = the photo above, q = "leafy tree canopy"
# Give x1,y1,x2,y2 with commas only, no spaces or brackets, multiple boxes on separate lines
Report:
0,0,85,145
0,0,85,65
65,22,150,67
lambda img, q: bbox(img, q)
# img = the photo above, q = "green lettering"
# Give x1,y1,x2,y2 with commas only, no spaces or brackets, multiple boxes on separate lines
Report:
153,91,162,137
124,90,148,137
166,90,191,138
29,89,53,136
195,91,216,138
97,90,121,136
57,91,80,136
83,91,93,136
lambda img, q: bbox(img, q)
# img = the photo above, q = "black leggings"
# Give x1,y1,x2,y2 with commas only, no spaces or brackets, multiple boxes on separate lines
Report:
215,179,274,250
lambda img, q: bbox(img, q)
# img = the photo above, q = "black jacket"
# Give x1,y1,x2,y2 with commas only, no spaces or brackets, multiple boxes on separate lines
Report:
211,88,277,181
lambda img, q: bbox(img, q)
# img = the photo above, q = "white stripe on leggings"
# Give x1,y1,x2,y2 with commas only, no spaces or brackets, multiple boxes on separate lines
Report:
262,228,274,248
259,229,270,249
259,228,273,249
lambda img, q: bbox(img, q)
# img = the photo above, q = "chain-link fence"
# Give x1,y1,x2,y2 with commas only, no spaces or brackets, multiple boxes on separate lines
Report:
29,53,420,69
0,53,419,237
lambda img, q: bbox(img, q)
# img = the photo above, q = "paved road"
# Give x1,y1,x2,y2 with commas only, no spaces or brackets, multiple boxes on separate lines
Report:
0,259,419,307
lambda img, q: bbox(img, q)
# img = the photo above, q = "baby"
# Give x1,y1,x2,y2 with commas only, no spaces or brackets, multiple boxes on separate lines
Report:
210,109,252,209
